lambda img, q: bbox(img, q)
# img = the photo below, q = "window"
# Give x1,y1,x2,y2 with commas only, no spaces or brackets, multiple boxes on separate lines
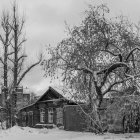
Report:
27,112,30,126
48,108,53,123
22,112,26,121
29,111,33,126
40,108,45,123
56,108,63,125
22,112,27,127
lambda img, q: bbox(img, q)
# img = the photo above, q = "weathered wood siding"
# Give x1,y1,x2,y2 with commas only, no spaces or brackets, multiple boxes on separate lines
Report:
63,105,124,132
64,105,88,131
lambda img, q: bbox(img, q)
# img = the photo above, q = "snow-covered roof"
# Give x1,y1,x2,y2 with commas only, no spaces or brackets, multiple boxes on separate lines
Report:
18,86,80,111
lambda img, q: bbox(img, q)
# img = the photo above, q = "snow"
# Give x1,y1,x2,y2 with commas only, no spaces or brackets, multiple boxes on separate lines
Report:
0,126,140,140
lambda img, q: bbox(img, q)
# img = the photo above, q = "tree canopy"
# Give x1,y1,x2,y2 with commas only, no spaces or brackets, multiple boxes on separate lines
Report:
43,4,140,110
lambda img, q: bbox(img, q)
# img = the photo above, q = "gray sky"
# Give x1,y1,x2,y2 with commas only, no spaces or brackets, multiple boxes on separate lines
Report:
0,0,140,95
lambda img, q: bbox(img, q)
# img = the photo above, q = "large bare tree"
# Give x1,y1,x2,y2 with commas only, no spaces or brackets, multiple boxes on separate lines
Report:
0,11,13,106
0,3,42,127
9,4,42,90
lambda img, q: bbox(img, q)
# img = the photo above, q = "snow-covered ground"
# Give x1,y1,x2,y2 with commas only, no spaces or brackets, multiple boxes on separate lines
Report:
0,126,140,140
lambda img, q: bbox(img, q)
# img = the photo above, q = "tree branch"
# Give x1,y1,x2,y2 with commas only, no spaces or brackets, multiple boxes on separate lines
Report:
17,38,26,48
97,62,129,75
7,51,14,56
103,73,140,95
0,35,4,44
17,55,27,62
98,62,129,87
56,51,94,75
126,47,140,61
17,54,42,86
0,57,4,65
8,57,15,64
76,67,93,74
17,58,25,75
100,50,120,57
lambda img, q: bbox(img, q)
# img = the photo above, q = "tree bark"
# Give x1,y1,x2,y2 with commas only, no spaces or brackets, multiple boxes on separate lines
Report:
13,6,18,89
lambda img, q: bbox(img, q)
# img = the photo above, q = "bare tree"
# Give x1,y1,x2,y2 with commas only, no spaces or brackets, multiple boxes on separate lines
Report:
0,3,42,127
8,3,42,91
0,11,13,129
5,3,42,126
0,11,13,107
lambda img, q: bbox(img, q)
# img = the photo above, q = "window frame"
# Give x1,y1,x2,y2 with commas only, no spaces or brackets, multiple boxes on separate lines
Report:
40,108,45,123
56,107,63,125
48,108,53,123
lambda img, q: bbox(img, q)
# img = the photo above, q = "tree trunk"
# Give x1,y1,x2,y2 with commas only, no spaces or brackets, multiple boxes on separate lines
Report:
13,9,18,89
93,80,104,133
4,31,8,101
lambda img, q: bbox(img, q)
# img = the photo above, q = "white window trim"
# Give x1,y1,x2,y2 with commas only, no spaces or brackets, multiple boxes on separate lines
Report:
48,108,53,123
56,108,63,125
29,111,33,126
22,112,26,121
29,111,33,115
40,108,45,123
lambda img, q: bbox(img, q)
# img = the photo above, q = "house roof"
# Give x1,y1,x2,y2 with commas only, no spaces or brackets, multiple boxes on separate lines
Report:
17,103,35,111
50,86,87,103
35,86,65,102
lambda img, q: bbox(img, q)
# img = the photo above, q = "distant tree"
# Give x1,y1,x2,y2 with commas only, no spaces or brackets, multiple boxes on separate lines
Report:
9,3,42,91
8,3,42,126
0,10,14,129
0,11,12,106
43,4,140,133
0,3,42,127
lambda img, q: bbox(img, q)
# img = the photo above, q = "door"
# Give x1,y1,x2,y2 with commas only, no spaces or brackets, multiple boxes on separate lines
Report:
56,107,63,125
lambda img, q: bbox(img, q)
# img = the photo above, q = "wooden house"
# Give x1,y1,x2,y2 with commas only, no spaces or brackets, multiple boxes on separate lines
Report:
18,86,75,128
18,86,140,133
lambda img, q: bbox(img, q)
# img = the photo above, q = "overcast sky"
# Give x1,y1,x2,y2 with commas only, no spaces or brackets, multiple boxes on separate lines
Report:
0,0,140,95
